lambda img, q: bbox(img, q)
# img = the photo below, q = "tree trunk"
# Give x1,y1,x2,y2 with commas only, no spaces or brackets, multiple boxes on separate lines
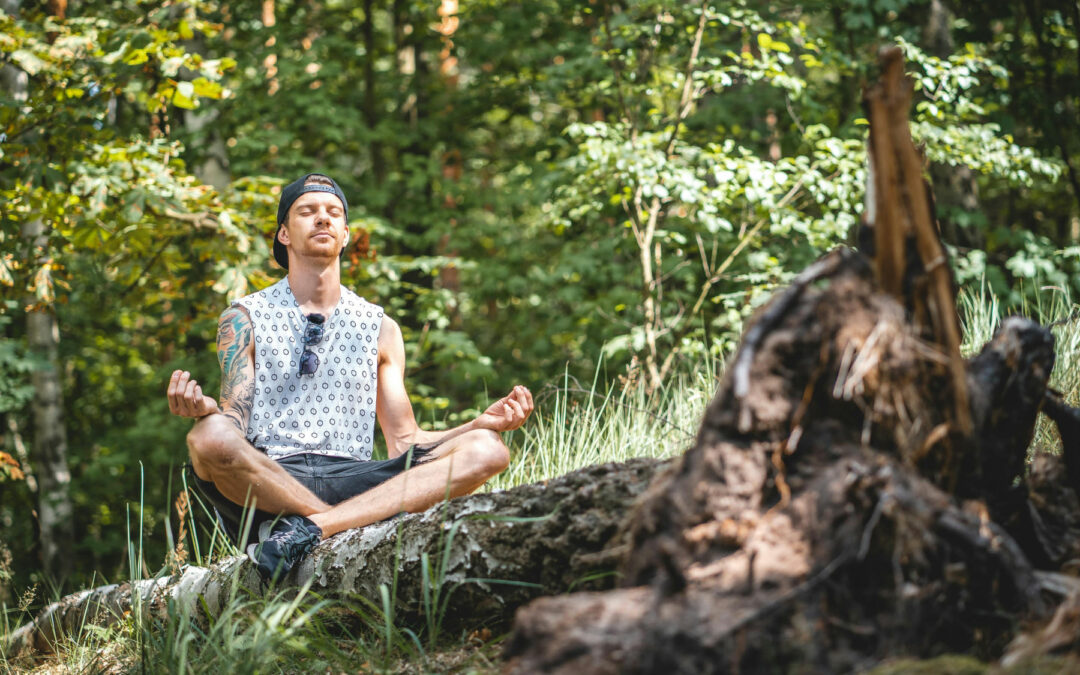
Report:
923,0,984,251
362,0,384,186
3,0,76,585
22,219,75,585
4,458,663,658
504,259,1064,672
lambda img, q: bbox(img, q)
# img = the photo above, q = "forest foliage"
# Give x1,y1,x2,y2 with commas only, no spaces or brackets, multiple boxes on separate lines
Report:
0,0,1078,599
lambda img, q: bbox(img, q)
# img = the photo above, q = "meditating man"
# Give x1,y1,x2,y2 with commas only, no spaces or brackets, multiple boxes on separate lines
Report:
166,173,534,581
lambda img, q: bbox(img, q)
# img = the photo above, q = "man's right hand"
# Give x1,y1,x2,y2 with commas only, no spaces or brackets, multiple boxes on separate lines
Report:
167,370,220,418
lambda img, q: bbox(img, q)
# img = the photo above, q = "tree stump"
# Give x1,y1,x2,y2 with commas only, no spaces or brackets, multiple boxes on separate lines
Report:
503,48,1080,673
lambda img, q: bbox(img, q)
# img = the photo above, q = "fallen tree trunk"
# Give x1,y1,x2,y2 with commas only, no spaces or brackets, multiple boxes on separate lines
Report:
4,457,663,658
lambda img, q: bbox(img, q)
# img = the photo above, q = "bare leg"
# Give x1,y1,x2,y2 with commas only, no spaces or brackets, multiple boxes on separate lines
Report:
309,429,510,537
187,413,330,517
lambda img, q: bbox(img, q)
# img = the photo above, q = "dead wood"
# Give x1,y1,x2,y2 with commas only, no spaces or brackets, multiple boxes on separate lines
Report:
864,45,971,465
4,458,662,659
502,47,1080,674
505,253,1057,674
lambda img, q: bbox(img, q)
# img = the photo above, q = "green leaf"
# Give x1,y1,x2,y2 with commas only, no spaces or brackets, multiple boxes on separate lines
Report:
11,49,45,75
192,77,223,99
172,81,197,109
123,48,149,66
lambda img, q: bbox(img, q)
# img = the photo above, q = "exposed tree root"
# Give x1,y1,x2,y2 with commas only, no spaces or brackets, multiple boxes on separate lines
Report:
505,251,1072,673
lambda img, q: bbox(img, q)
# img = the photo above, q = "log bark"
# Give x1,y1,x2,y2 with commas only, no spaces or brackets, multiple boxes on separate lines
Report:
4,458,663,659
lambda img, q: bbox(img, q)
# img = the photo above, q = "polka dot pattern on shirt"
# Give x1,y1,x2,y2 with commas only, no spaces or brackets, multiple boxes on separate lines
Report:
236,278,383,461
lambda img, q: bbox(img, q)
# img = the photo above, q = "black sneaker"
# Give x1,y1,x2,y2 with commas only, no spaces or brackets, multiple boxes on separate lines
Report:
246,514,323,582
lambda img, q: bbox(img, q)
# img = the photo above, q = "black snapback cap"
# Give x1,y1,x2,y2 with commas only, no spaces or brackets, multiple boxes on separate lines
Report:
274,174,349,270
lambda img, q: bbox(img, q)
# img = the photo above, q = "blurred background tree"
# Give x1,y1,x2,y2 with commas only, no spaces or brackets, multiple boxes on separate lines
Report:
0,0,1076,599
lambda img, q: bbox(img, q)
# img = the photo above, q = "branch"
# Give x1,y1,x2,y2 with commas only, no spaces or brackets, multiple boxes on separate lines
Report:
662,2,708,158
657,176,808,381
159,208,219,229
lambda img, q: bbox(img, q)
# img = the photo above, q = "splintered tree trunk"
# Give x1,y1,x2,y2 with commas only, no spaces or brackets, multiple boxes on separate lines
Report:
502,48,1080,673
505,255,1058,673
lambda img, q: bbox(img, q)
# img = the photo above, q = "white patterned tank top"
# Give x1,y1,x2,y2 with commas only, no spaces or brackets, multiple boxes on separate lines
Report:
234,277,383,460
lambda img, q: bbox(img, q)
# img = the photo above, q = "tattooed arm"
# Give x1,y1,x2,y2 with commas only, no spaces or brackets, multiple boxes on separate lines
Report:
166,306,255,427
215,306,256,434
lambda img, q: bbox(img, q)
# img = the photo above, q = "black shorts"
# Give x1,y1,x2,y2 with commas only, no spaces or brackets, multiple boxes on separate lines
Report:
188,444,437,547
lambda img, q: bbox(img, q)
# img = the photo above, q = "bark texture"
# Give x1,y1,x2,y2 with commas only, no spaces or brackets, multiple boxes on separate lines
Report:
21,248,75,585
4,458,662,658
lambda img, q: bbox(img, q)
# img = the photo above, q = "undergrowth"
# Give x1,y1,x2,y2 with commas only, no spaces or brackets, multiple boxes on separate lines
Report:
4,286,1080,673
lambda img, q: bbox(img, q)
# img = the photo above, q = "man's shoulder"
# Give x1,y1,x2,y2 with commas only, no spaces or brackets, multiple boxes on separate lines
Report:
234,278,291,310
340,286,385,317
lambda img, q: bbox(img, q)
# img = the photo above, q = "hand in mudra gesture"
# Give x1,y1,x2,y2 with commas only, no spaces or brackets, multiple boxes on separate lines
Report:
476,385,534,432
167,370,220,418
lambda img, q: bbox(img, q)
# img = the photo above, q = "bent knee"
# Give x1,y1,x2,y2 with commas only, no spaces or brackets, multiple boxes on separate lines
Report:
463,430,509,478
187,416,243,473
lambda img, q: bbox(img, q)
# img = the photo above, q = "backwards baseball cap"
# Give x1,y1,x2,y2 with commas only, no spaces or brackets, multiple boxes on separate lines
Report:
274,173,349,270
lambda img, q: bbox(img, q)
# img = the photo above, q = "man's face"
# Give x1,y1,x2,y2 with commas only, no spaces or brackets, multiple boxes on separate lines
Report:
278,191,349,265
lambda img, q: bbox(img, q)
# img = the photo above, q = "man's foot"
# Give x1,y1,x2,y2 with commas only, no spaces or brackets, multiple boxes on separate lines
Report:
246,514,323,582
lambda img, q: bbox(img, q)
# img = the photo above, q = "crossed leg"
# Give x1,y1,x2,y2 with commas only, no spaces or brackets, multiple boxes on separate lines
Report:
187,414,509,540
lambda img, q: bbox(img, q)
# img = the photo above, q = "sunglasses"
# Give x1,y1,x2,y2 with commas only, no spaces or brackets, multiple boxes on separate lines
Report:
298,313,326,376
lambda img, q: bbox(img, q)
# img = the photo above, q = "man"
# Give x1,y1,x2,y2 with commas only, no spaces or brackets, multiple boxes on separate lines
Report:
167,173,534,581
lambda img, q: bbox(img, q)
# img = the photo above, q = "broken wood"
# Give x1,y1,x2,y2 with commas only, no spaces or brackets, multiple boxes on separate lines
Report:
504,248,1066,674
4,458,663,659
503,47,1080,673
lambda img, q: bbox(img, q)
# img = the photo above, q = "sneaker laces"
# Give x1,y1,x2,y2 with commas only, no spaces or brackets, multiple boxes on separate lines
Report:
272,524,317,564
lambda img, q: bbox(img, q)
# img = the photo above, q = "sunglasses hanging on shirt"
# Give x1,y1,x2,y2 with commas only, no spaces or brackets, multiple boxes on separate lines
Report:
299,313,325,376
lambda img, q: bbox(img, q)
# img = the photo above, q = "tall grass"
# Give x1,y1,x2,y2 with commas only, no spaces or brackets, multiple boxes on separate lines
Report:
490,358,720,491
7,287,1080,673
958,282,1080,453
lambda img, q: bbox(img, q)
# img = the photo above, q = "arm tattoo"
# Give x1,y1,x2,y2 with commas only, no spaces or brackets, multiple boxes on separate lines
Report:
216,306,255,434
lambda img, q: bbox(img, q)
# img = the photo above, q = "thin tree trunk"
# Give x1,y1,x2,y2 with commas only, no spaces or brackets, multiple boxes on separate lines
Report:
262,0,279,96
22,218,75,584
924,0,983,250
2,0,75,584
180,34,230,189
434,0,462,304
362,0,384,186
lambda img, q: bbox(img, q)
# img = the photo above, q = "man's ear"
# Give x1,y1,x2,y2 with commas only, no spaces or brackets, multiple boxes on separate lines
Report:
277,224,290,246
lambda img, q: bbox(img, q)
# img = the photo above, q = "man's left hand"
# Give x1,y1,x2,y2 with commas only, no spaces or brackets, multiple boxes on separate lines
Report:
477,385,534,432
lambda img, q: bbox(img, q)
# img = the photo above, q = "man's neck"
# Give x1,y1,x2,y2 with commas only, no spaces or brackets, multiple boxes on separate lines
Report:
287,262,342,316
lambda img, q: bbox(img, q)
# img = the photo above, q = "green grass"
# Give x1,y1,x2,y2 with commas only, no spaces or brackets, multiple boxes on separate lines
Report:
6,287,1080,673
958,283,1080,453
489,360,719,491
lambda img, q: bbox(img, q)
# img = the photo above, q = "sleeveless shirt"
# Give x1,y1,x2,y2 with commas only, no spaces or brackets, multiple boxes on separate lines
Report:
234,278,383,460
